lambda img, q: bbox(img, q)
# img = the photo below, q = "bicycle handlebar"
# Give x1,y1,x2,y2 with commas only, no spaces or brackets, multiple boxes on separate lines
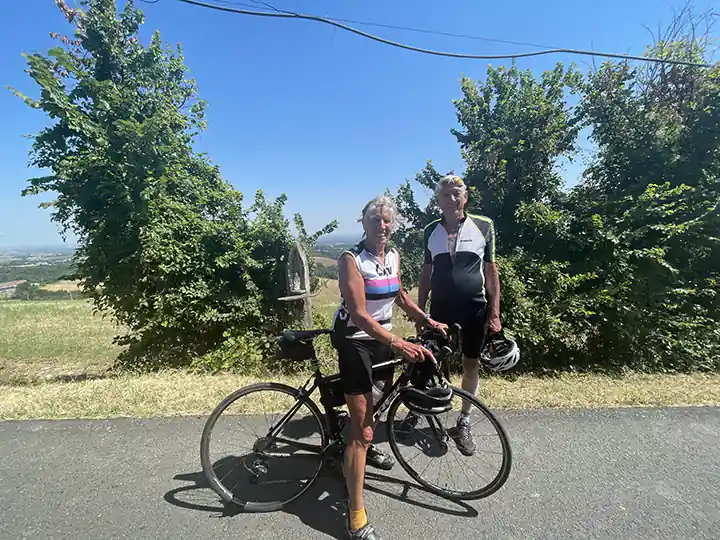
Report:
404,322,462,365
407,322,460,350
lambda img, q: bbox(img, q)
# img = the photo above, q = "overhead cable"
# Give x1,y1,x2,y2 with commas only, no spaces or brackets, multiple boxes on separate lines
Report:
177,0,712,68
217,0,561,50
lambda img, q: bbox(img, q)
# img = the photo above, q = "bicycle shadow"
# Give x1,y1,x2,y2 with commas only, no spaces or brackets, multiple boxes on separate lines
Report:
164,464,349,538
164,460,478,539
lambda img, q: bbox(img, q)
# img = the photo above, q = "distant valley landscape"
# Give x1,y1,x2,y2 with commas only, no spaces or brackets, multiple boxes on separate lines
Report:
0,234,351,293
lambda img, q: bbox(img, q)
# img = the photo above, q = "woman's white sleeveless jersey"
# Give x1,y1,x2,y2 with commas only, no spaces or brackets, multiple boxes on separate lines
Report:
332,241,401,340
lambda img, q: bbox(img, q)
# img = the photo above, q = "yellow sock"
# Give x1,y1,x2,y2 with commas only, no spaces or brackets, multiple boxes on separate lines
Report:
349,507,368,531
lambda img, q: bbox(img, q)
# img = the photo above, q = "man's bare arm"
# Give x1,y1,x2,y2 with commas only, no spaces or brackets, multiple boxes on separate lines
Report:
484,262,501,331
417,263,432,312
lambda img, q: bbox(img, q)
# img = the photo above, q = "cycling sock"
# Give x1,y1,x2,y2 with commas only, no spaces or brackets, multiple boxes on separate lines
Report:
461,368,479,415
349,507,368,531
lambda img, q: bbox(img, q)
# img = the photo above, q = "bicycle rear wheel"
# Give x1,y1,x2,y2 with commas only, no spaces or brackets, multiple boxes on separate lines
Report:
386,385,512,500
200,382,329,512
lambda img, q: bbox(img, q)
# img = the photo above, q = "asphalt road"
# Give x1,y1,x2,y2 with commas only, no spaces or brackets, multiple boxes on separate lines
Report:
1,407,718,540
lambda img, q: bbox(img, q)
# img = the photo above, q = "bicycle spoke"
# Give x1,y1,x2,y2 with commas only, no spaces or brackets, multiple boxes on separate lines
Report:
387,385,512,500
201,383,328,512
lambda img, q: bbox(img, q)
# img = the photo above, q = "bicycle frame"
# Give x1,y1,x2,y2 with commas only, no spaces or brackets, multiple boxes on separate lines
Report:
202,322,513,506
257,325,460,460
259,356,409,455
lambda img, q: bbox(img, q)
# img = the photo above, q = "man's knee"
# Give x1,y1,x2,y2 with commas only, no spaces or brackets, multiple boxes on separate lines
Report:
463,355,479,370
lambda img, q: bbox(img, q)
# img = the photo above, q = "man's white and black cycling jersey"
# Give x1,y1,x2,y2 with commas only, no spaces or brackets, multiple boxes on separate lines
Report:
332,241,400,340
423,212,496,310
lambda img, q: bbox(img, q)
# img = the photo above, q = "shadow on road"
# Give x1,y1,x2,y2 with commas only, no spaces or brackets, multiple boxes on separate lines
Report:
164,467,348,538
164,463,478,539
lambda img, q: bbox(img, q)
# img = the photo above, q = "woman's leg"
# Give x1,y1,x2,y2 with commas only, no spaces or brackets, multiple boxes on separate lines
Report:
344,391,374,532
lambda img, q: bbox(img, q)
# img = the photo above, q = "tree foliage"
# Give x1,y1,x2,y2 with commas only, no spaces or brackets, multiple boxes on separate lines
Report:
13,0,336,367
452,63,583,247
394,10,719,374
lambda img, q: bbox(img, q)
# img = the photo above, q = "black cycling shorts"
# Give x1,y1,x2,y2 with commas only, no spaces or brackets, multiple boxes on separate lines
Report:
430,301,488,358
336,337,394,396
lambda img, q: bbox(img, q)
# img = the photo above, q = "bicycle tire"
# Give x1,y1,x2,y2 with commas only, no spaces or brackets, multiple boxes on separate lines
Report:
386,385,512,500
200,382,329,512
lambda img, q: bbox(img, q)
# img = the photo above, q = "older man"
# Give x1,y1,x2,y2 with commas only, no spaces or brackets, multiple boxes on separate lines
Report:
409,174,501,455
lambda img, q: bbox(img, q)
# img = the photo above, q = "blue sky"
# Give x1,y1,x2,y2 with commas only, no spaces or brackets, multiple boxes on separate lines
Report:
1,0,715,247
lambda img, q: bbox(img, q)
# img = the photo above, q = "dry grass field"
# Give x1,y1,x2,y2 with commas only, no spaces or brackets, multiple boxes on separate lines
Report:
2,368,719,420
313,256,337,267
0,299,122,385
1,270,719,419
40,280,82,293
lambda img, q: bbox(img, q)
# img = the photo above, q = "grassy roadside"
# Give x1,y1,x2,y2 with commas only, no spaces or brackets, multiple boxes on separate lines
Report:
0,299,122,385
2,370,719,420
2,293,720,420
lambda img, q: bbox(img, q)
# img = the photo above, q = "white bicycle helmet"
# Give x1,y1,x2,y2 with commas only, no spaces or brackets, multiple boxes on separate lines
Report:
481,334,520,372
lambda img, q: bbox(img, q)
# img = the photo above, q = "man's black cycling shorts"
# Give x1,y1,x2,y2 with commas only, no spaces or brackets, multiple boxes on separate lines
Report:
430,301,488,358
336,337,394,396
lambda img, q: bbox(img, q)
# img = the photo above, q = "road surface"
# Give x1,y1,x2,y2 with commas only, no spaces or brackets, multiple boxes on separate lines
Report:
1,406,718,539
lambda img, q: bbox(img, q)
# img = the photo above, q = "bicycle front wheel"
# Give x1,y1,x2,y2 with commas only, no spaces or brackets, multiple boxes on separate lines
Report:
386,385,512,500
200,382,329,512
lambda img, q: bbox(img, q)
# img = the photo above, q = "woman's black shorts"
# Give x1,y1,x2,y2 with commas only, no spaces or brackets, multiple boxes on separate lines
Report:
336,337,394,396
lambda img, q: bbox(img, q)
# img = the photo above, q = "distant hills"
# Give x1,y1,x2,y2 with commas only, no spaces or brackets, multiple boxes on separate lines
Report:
0,245,78,255
2,234,354,254
316,232,361,246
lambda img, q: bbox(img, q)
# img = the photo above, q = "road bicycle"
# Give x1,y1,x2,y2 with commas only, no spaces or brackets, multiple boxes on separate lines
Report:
199,323,512,512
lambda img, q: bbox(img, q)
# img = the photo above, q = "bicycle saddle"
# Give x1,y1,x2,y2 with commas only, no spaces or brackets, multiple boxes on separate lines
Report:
280,328,332,343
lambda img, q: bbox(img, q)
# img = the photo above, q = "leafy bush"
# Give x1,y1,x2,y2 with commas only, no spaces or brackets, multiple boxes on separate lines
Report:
393,17,720,374
14,0,336,370
315,264,338,280
191,310,339,376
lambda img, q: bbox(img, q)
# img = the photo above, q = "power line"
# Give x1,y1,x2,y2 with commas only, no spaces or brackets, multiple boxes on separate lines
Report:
317,17,560,51
176,0,712,68
224,0,561,50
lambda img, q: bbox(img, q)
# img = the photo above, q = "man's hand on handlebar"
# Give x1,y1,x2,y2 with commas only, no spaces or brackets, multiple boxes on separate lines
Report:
427,318,448,338
415,317,449,338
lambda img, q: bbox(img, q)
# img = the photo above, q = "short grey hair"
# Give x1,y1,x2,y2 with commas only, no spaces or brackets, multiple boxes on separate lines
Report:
435,174,467,196
359,194,399,225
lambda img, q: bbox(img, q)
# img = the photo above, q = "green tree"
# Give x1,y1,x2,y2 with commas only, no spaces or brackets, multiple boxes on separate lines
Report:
395,13,719,374
393,62,592,371
394,62,583,289
12,282,42,301
12,0,336,367
570,22,720,371
451,63,583,250
393,163,445,288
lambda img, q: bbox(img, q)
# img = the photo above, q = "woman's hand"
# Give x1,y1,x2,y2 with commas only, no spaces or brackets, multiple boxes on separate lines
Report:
394,338,437,364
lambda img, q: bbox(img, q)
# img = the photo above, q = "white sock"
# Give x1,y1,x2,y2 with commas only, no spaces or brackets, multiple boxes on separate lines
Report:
461,361,479,415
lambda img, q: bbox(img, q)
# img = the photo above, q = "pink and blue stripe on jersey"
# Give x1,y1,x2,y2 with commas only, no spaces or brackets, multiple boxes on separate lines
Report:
364,276,400,300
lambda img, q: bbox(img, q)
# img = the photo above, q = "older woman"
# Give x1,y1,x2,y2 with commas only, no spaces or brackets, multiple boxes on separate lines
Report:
332,195,447,539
